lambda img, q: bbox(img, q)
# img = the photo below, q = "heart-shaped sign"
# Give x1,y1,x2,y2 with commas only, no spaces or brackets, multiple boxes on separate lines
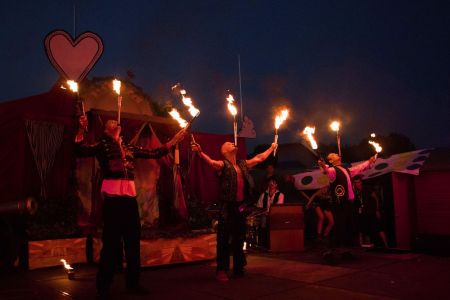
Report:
45,30,104,82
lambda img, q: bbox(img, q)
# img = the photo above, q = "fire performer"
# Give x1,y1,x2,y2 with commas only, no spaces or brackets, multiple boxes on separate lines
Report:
75,116,186,297
191,140,277,282
318,153,376,262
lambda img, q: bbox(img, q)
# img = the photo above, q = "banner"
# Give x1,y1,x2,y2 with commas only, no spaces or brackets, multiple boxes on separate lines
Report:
292,149,433,190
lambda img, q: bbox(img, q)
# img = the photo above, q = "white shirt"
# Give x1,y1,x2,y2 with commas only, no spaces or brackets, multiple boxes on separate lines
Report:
257,189,285,212
101,179,136,197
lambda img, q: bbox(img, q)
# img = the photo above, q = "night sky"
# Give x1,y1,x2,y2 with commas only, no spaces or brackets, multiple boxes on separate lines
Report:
1,0,449,150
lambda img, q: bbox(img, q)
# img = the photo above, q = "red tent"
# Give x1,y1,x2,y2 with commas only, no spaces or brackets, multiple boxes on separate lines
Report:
0,84,249,237
0,84,77,206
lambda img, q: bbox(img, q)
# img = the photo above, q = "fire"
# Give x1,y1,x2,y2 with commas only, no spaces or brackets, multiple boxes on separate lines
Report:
113,79,121,95
169,108,188,128
67,80,78,93
330,121,340,132
180,91,200,117
275,109,289,130
303,126,318,149
226,94,238,116
369,140,382,153
60,259,73,270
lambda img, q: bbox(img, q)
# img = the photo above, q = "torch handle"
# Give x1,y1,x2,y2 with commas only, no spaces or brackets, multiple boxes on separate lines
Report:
273,134,279,156
117,95,122,124
233,118,238,146
175,142,180,165
186,112,200,129
337,132,341,157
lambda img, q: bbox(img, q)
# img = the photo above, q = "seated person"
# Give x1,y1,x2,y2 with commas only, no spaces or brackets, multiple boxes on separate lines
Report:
255,177,284,248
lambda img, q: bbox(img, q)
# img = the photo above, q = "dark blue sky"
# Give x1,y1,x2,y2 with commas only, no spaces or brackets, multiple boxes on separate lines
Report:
1,0,449,149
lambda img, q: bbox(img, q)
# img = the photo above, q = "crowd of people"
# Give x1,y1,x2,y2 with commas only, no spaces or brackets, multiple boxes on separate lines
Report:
75,116,389,298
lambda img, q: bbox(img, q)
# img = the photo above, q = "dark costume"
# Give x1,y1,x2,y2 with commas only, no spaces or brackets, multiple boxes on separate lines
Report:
329,166,357,247
76,134,168,292
216,159,254,273
354,187,383,237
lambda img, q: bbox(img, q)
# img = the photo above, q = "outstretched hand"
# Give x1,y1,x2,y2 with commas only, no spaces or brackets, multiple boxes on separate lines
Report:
271,142,278,152
166,128,188,148
191,142,202,153
318,159,326,169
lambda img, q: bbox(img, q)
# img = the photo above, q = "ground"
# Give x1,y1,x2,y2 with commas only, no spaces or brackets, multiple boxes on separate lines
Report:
1,248,449,299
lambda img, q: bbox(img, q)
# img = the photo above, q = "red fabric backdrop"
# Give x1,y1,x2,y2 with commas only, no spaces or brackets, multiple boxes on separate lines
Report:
0,84,77,205
184,133,247,206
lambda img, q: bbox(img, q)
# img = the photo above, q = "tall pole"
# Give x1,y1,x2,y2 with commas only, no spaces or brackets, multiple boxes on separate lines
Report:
238,55,243,122
337,131,341,157
73,2,76,37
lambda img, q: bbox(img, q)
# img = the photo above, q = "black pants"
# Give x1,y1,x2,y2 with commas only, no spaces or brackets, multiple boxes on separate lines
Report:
216,202,246,272
96,196,141,291
330,200,357,248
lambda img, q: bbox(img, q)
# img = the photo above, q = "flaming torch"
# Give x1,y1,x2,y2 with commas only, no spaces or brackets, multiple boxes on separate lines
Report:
302,126,321,160
169,108,188,165
60,259,75,280
171,84,201,127
273,109,289,156
330,120,341,157
180,89,200,120
226,94,238,146
169,108,188,128
67,80,85,116
303,126,318,150
368,134,382,159
113,79,122,123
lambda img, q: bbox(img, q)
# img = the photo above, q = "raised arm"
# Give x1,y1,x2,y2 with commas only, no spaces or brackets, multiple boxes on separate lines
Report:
318,160,336,182
74,115,99,157
246,143,277,169
191,142,224,171
165,128,188,149
349,155,377,177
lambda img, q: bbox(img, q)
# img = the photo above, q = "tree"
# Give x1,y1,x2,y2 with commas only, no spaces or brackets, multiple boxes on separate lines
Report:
79,76,169,117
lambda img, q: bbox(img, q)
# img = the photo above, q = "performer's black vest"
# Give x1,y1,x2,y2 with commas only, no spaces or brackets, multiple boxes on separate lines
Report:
330,166,351,204
219,160,254,203
262,191,281,209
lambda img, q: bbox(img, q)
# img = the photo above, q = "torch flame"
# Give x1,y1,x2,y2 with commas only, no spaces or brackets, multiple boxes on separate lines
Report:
173,86,200,117
181,96,200,117
169,108,188,128
113,79,121,95
370,133,376,138
330,121,340,132
60,259,73,270
67,80,78,93
275,109,289,130
303,126,318,149
227,94,238,116
369,140,382,153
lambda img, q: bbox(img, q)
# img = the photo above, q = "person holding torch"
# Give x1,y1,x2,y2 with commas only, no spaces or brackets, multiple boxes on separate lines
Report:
191,139,277,282
75,116,187,297
318,152,377,262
